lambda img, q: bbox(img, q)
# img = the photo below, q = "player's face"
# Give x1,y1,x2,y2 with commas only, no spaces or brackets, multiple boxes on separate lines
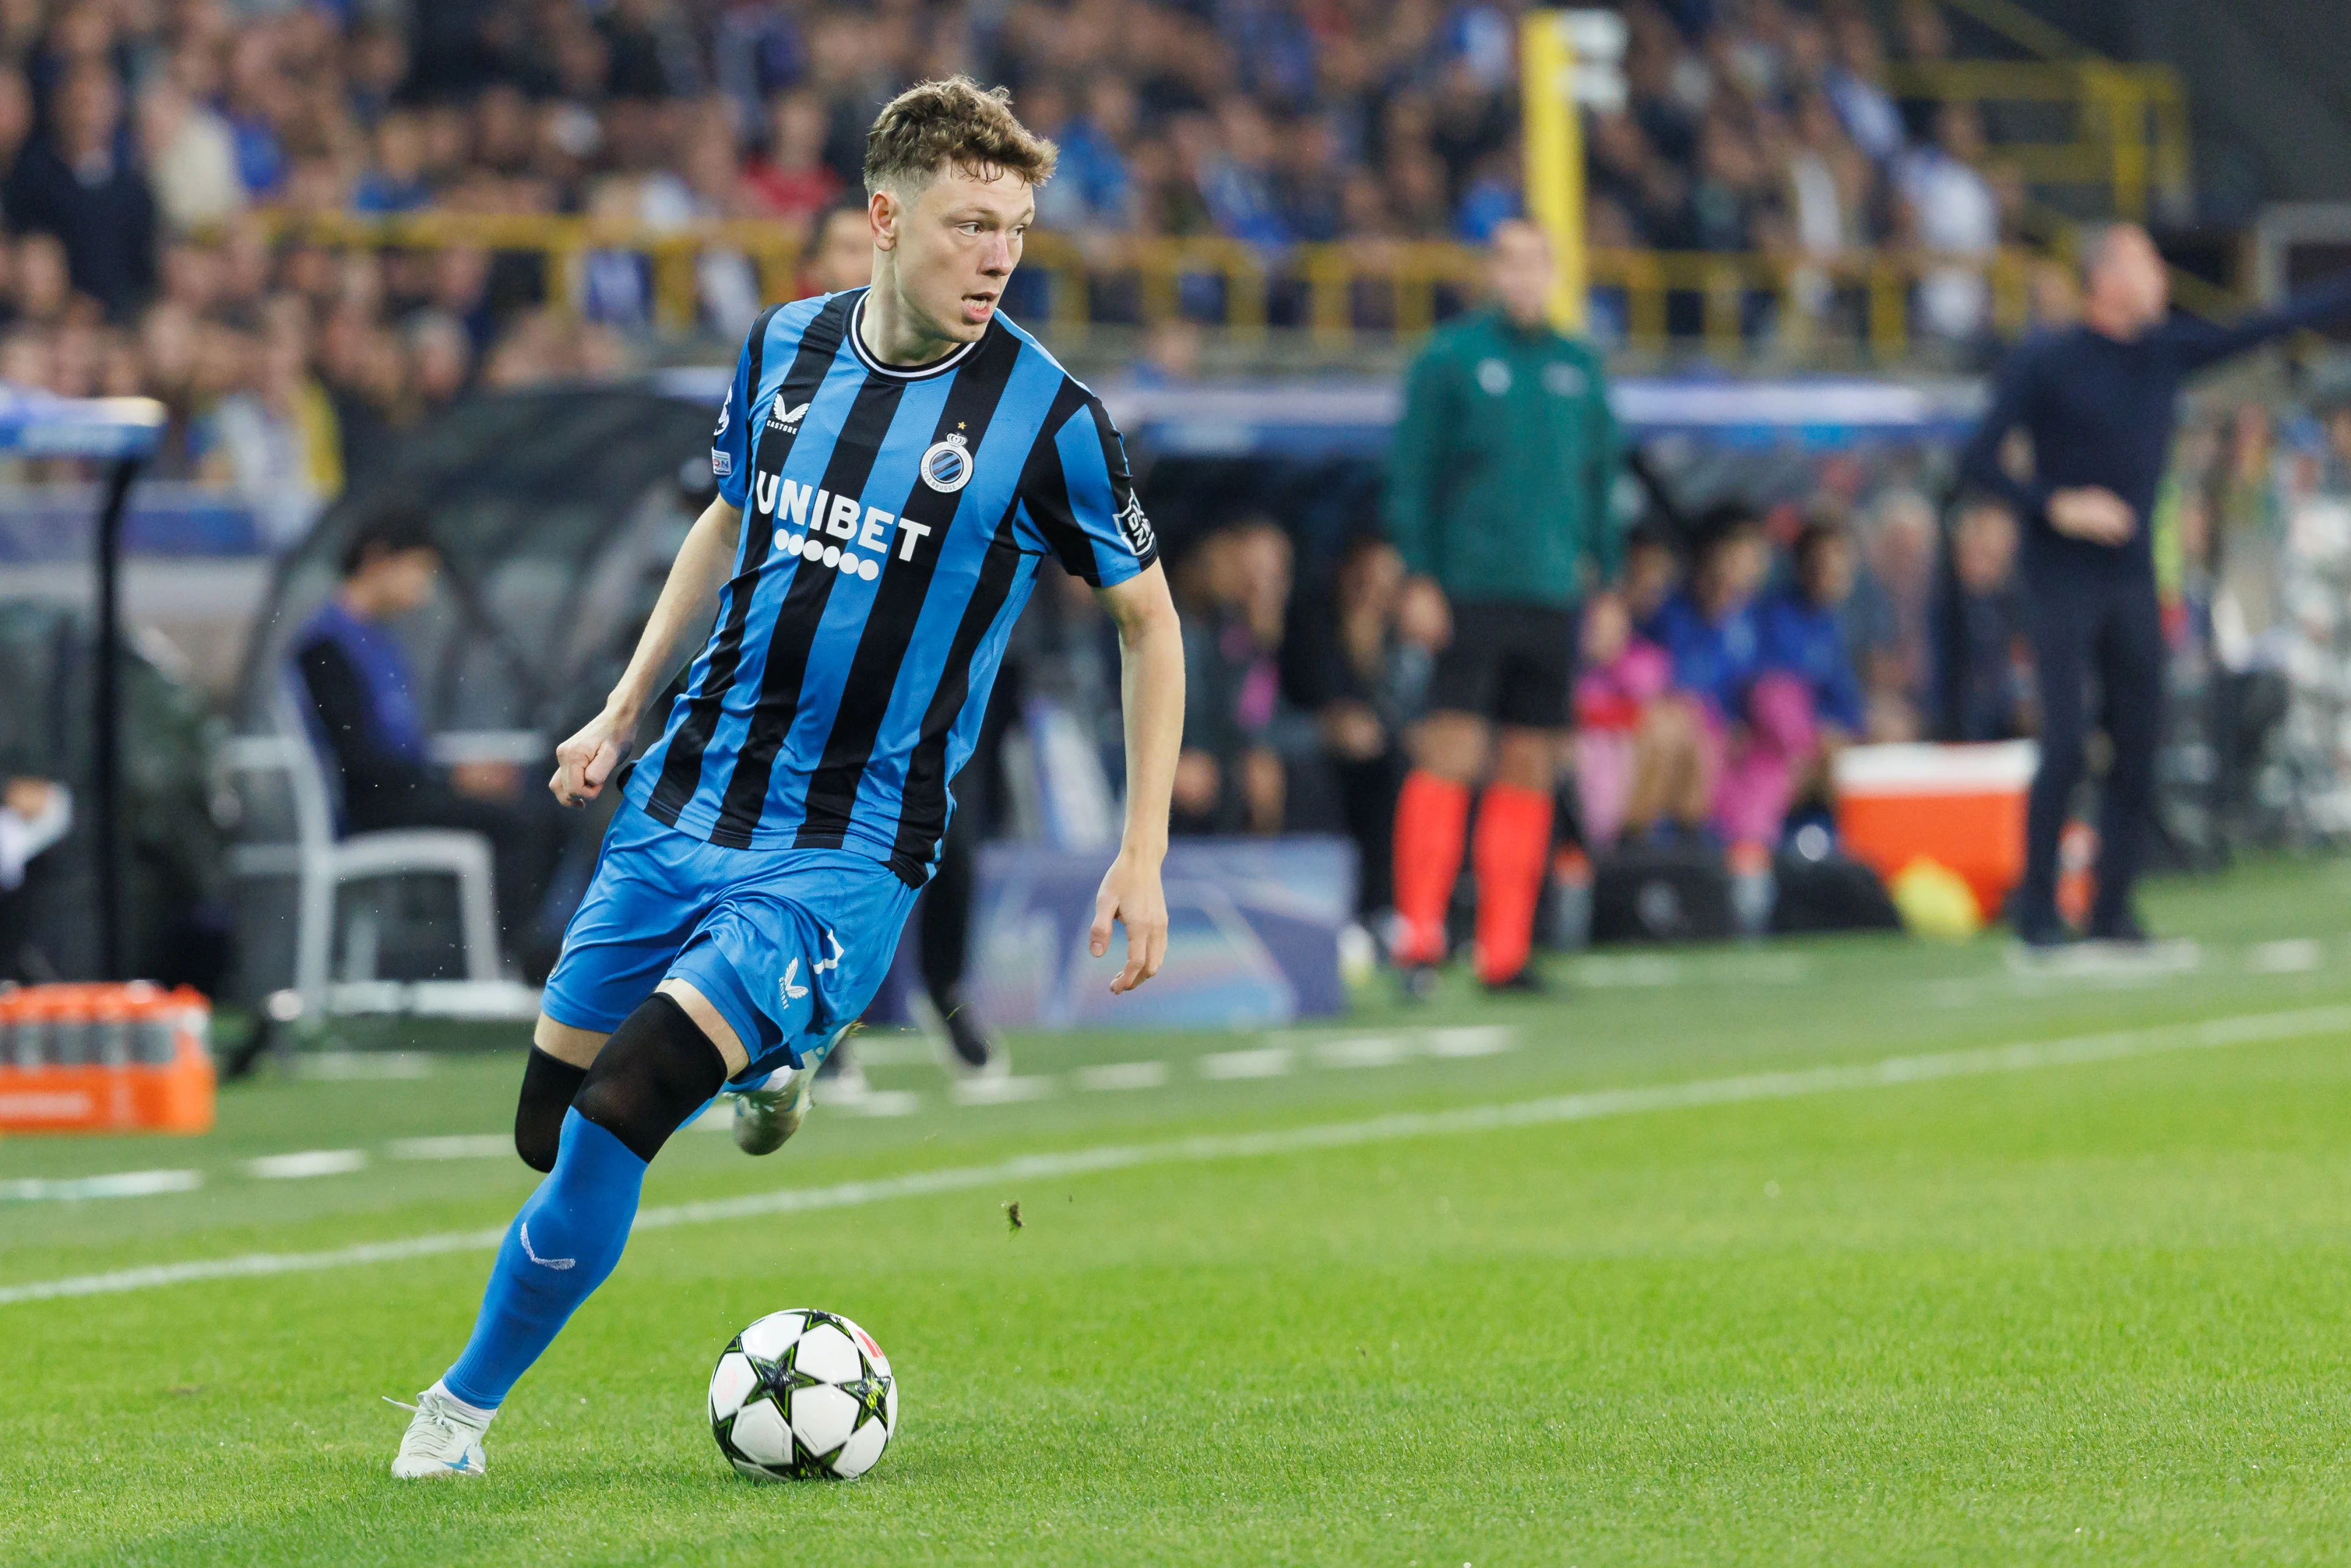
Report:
878,165,1033,343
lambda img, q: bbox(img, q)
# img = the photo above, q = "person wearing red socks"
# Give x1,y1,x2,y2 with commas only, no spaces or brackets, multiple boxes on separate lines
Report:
1384,220,1621,993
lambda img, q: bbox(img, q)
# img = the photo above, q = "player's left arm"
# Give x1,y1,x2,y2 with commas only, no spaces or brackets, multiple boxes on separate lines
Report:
1092,563,1183,994
1023,388,1181,992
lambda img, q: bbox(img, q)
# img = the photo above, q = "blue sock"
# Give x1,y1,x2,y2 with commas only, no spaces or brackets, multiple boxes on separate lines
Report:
443,1109,645,1410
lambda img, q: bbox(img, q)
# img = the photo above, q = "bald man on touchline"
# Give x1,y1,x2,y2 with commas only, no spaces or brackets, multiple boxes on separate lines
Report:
1959,225,2351,947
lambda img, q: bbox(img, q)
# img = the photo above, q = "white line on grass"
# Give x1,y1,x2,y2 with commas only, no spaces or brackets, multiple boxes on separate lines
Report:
1078,1062,1170,1091
1,1170,203,1202
244,1150,367,1180
4,1003,2345,1308
1201,1047,1294,1079
387,1136,514,1161
953,1076,1056,1106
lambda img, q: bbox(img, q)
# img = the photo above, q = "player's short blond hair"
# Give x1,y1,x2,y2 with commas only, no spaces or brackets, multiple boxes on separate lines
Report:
863,77,1057,198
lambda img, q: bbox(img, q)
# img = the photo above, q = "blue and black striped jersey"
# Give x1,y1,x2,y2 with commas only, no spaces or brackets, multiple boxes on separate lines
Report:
625,288,1158,883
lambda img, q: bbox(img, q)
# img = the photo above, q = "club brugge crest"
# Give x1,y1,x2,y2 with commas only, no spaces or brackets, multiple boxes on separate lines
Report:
920,433,973,493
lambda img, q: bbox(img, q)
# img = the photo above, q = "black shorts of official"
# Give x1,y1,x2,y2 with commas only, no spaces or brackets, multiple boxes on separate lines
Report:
1425,600,1577,730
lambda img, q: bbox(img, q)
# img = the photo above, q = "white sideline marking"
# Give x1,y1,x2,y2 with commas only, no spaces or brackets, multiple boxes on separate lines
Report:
827,1089,920,1118
1,1170,202,1202
387,1136,512,1161
4,1003,2346,1308
1314,1036,1410,1070
245,1150,367,1180
953,1076,1055,1106
1427,1026,1515,1058
2248,939,2323,975
1201,1047,1294,1079
294,1053,433,1081
1078,1062,1169,1092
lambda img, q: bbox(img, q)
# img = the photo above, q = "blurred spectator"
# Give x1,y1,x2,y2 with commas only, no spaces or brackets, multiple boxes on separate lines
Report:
800,197,872,298
1174,518,1308,835
1573,588,1702,847
1283,533,1424,913
292,507,567,972
1899,103,1998,345
1823,9,1905,165
1649,505,1814,850
745,91,842,229
1844,488,1934,741
0,773,69,893
137,75,243,233
7,62,155,319
1760,519,1865,744
1930,498,2030,740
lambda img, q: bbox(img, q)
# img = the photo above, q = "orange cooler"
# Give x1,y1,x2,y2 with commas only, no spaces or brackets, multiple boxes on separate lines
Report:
1833,741,2038,921
0,983,216,1135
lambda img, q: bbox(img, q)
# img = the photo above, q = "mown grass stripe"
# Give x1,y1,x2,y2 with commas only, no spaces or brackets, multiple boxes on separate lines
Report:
4,1003,2343,1309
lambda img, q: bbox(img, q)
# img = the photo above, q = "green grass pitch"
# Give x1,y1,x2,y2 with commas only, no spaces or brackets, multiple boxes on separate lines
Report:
7,857,2351,1564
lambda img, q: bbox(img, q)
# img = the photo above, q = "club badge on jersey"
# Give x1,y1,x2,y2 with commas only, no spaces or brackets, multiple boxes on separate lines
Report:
919,433,973,493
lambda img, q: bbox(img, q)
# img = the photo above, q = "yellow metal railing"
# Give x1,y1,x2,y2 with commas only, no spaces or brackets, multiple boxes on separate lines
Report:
1881,59,2192,222
257,212,2158,362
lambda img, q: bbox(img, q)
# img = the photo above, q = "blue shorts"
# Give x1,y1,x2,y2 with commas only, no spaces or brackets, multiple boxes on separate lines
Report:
541,803,920,1084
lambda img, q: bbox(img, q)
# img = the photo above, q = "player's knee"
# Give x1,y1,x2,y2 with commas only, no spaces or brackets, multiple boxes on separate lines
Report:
514,1045,588,1173
572,994,729,1163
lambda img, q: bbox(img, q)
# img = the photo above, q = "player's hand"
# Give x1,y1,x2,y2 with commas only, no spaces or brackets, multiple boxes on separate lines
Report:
1398,576,1452,649
549,706,634,808
2048,487,2135,546
1090,846,1169,995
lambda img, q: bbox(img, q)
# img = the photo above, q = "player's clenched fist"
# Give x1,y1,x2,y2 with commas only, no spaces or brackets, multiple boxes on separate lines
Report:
549,707,634,808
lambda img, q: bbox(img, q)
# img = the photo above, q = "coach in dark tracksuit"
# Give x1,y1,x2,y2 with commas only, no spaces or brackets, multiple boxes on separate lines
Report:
1958,225,2351,944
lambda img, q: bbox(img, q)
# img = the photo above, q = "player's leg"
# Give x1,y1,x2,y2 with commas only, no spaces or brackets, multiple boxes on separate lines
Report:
1474,726,1558,989
1470,607,1570,989
1397,608,1504,972
392,989,744,1478
1394,712,1483,970
514,1019,602,1172
672,854,920,1154
2086,583,2165,941
916,809,1000,1075
512,806,703,1172
2017,588,2095,943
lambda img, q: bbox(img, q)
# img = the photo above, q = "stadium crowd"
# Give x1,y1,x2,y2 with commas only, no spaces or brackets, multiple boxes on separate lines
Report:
0,0,2041,537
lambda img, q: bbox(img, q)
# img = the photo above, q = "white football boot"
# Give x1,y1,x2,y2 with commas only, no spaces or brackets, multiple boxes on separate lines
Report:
732,1060,817,1155
388,1384,493,1479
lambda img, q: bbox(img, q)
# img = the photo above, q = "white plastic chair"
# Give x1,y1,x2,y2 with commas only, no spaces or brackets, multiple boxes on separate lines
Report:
223,682,502,1011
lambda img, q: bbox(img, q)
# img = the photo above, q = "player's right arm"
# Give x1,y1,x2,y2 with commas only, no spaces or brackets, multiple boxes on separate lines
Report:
549,495,742,806
554,318,766,806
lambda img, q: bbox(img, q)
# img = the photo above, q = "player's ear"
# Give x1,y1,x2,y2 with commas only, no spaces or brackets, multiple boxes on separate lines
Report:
869,189,898,253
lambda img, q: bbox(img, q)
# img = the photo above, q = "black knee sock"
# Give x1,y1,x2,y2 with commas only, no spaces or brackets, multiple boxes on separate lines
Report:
571,994,728,1162
514,1046,589,1173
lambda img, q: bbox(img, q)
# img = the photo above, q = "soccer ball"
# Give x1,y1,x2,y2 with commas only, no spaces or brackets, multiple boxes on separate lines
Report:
708,1308,896,1481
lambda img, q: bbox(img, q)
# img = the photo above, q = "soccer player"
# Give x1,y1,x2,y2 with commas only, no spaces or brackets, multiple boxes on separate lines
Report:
798,191,1005,1087
389,78,1182,1479
1385,219,1620,993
